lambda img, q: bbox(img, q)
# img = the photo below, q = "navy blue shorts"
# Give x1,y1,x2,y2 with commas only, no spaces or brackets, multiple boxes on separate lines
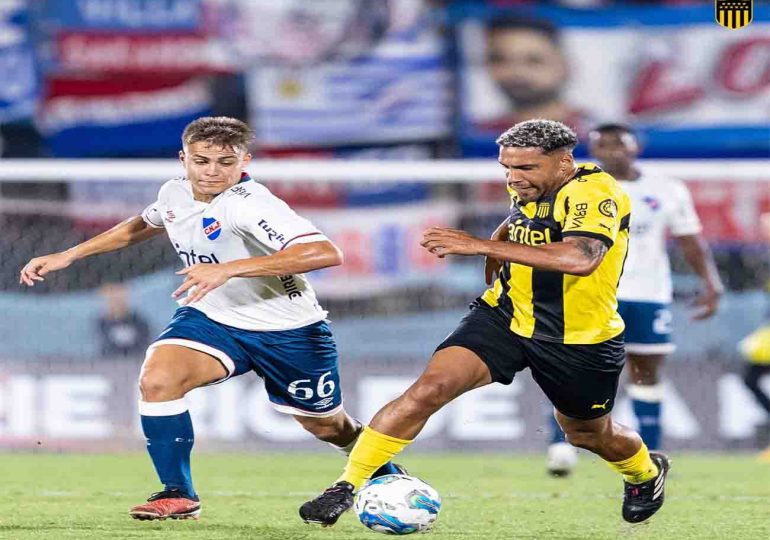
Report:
149,307,342,417
617,300,675,355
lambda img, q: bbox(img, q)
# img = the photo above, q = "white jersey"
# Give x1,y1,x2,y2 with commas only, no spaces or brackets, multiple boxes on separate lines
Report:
142,175,329,331
617,172,702,304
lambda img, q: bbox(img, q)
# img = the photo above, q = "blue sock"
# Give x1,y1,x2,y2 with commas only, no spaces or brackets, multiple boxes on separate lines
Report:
632,399,662,450
139,399,196,498
550,414,567,444
628,384,663,450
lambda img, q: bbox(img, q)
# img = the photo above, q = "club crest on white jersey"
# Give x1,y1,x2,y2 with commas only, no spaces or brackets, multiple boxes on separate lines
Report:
202,217,222,240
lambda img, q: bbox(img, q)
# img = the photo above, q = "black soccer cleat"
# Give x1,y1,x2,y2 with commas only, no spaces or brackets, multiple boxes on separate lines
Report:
299,481,355,526
622,452,671,523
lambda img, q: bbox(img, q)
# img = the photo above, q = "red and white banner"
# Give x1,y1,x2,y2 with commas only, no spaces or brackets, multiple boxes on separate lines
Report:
457,8,770,157
41,75,211,156
55,31,231,75
688,180,770,243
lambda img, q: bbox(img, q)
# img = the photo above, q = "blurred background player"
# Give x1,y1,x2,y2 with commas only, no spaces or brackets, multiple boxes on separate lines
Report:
546,123,723,476
300,120,669,527
740,212,770,462
19,116,401,521
97,283,151,358
741,323,770,462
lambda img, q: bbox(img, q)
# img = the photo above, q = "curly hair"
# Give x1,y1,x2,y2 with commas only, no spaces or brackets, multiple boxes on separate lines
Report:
496,119,578,153
182,116,254,152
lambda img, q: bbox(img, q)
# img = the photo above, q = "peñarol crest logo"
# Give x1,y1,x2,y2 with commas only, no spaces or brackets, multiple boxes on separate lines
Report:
715,1,753,29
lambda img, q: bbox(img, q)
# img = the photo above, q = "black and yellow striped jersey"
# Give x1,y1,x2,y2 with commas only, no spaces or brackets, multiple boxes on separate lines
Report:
481,163,631,345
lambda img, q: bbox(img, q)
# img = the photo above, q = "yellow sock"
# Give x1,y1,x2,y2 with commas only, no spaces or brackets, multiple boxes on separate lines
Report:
338,426,412,489
608,444,659,484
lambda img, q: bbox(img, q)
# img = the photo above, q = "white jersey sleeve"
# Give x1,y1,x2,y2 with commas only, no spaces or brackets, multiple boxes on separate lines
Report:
141,177,186,229
667,179,702,237
141,201,164,228
229,185,328,251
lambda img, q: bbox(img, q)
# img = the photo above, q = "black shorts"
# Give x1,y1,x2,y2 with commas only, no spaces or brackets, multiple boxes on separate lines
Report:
436,302,625,420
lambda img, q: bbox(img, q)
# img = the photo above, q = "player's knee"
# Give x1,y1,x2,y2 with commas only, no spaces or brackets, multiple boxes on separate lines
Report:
562,421,607,452
563,429,601,451
402,378,452,414
628,366,658,385
632,374,658,386
138,370,187,402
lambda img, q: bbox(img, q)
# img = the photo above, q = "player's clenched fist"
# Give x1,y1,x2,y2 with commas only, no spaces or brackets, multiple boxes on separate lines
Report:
19,252,74,286
173,263,235,306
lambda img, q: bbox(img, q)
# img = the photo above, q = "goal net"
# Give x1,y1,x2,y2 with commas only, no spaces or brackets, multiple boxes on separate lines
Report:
0,159,767,451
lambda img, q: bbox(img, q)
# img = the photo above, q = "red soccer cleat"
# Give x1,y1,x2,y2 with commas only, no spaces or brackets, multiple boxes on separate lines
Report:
129,489,201,521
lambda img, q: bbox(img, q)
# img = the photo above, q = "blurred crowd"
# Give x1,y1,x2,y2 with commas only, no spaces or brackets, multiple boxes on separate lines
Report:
0,0,767,159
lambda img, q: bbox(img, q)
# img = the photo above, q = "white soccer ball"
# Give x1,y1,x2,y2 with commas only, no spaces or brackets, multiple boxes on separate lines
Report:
354,474,441,535
547,442,579,477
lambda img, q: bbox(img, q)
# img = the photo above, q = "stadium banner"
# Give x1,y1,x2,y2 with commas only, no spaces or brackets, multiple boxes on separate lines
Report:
450,2,770,158
38,0,202,31
53,31,230,75
0,358,765,451
688,180,770,242
0,1,38,122
305,200,460,298
262,145,433,208
40,76,212,157
242,0,452,147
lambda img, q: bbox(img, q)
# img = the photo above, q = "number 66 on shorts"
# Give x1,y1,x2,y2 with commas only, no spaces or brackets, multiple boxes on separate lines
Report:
288,371,337,403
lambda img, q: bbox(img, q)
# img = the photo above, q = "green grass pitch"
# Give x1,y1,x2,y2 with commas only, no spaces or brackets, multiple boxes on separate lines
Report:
0,452,768,539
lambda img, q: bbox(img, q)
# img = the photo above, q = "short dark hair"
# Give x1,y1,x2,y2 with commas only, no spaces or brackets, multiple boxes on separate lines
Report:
486,15,560,46
591,122,637,139
496,119,578,153
182,116,254,152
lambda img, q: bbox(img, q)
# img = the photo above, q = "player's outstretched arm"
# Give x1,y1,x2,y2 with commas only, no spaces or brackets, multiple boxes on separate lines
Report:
172,240,343,305
675,234,724,320
19,216,164,286
228,240,343,277
421,227,607,276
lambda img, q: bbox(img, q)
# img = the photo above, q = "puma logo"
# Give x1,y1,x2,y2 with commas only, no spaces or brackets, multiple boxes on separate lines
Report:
591,399,610,410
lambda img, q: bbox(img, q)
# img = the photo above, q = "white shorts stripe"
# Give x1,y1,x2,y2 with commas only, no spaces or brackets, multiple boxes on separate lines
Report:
145,338,236,384
270,401,344,418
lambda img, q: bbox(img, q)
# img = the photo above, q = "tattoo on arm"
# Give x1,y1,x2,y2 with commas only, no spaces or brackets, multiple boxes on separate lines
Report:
573,237,608,263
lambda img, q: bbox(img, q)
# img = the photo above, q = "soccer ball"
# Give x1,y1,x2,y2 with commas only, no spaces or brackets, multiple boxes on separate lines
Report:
547,442,578,477
354,474,441,535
